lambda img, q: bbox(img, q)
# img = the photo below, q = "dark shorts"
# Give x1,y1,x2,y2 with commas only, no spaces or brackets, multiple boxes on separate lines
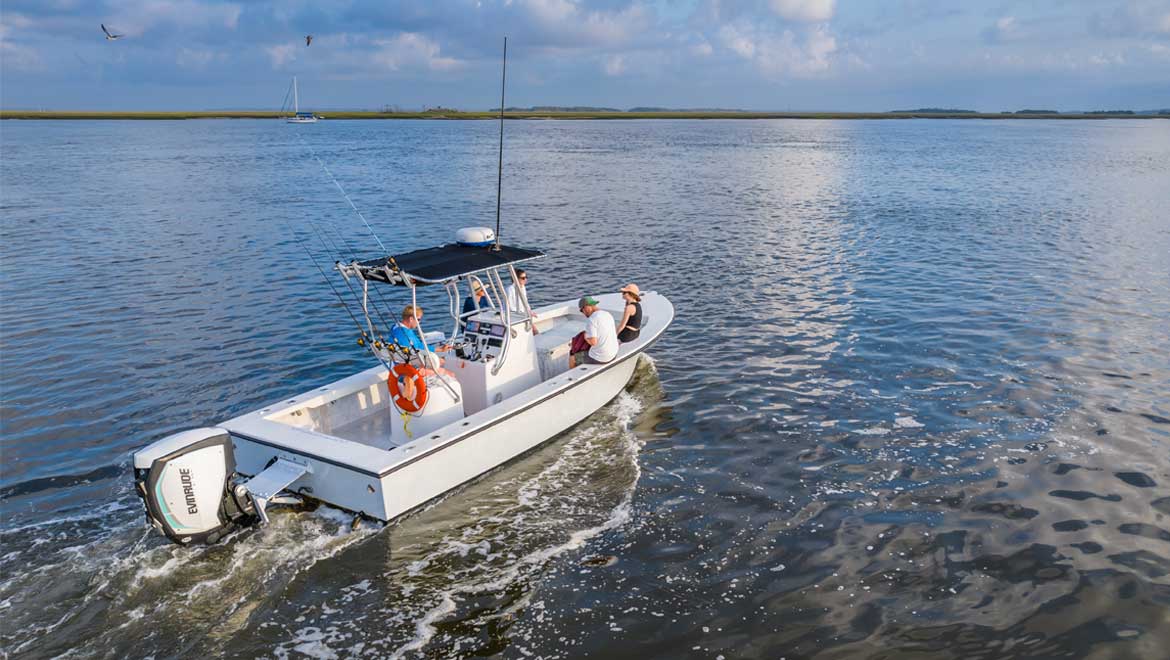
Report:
571,350,609,365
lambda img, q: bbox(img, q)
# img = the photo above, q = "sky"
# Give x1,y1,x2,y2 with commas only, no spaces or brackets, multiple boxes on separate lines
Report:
1,0,1168,112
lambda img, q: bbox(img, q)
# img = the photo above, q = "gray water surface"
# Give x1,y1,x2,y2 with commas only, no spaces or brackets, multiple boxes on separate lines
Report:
2,118,1169,658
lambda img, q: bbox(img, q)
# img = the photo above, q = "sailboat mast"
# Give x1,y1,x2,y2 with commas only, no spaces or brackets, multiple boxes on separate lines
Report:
494,37,507,251
293,76,299,115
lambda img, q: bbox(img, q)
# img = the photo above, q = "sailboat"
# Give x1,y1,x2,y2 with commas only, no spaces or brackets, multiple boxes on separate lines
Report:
286,76,318,123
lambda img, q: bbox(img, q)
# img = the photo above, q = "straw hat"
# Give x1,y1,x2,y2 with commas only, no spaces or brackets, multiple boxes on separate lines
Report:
620,283,642,301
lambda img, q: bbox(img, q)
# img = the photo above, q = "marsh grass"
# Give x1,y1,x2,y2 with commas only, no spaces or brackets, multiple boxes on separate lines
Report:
2,110,1165,120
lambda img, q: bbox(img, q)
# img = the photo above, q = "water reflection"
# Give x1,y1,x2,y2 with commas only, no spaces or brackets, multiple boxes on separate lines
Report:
1,118,1168,658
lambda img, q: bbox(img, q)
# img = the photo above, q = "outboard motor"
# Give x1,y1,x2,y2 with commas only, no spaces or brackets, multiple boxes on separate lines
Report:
133,428,256,545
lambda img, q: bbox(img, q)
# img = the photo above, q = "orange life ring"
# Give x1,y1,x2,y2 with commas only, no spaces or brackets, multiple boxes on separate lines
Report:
389,364,428,413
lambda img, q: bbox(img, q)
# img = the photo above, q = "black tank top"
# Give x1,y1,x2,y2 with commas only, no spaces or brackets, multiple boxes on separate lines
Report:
618,302,642,342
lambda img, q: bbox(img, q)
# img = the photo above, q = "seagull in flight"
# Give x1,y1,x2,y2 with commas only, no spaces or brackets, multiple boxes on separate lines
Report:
305,35,312,46
101,24,123,40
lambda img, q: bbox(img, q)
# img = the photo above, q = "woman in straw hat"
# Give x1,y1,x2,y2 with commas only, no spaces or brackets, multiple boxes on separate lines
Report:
616,283,643,343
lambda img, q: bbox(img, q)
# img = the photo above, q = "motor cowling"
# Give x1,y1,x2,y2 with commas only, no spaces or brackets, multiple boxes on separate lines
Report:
133,428,255,545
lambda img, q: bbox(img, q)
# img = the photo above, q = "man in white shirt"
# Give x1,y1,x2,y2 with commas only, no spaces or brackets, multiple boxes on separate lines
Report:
570,296,619,368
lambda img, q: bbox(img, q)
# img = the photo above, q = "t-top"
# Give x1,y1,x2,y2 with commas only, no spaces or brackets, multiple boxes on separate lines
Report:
585,309,620,363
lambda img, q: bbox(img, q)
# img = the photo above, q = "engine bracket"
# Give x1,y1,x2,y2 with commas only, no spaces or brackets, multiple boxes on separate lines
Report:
242,458,311,524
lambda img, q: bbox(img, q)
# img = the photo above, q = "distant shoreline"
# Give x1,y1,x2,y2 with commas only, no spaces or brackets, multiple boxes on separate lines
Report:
1,110,1167,121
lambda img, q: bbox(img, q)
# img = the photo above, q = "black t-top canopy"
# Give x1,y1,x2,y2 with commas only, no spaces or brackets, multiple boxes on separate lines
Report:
348,243,545,285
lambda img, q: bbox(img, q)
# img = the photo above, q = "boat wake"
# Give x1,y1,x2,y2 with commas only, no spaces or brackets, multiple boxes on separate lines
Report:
0,486,378,658
268,358,659,659
0,357,661,658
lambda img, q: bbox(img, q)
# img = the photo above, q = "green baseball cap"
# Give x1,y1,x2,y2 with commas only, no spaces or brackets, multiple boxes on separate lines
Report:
578,295,600,308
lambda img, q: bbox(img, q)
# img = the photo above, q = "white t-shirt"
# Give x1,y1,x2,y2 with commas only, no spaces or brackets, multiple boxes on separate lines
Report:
584,309,619,363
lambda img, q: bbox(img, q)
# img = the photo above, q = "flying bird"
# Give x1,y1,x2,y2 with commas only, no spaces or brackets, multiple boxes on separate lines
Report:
101,24,123,40
305,35,312,46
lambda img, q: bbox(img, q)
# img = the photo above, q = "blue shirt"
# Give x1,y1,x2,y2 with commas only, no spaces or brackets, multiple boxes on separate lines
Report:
389,322,430,352
462,293,485,317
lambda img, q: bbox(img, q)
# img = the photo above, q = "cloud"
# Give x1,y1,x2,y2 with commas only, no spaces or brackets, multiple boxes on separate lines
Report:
372,32,462,72
264,42,297,68
2,0,1167,112
1089,1,1170,39
718,21,838,77
769,0,835,23
0,12,44,71
176,47,223,69
603,53,625,75
720,23,756,59
517,0,653,48
1088,52,1126,66
107,0,242,37
982,15,1021,43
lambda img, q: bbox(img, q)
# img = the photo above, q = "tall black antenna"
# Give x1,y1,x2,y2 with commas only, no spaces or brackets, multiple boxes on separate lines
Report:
493,36,507,251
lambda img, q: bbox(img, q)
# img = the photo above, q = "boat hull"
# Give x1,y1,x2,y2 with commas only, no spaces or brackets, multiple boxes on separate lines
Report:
219,290,671,523
228,351,643,522
379,353,638,519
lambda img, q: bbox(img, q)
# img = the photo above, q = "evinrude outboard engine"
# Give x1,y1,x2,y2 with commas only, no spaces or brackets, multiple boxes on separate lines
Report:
133,428,256,545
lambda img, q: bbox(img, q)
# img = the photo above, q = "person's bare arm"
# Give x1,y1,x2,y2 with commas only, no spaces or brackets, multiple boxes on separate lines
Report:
617,304,634,333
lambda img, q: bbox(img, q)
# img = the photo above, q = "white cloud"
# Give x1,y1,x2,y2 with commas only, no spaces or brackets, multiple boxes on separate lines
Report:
109,0,242,37
1090,1,1170,39
719,23,756,59
983,15,1022,43
769,0,835,23
718,21,838,77
176,47,224,69
0,13,44,71
372,33,462,72
1088,52,1125,66
265,43,297,68
519,0,652,46
603,54,626,75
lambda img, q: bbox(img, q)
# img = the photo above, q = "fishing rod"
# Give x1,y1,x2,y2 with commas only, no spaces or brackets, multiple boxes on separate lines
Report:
291,131,400,327
303,139,389,255
301,210,396,337
282,219,392,369
493,36,507,252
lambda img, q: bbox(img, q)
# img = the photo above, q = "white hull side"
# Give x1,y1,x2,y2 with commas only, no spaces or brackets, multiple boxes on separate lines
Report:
231,435,387,517
379,355,638,519
220,291,671,522
230,356,637,520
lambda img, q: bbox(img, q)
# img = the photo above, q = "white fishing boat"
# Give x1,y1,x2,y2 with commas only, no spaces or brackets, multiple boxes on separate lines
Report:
132,38,672,545
133,232,673,544
286,76,318,123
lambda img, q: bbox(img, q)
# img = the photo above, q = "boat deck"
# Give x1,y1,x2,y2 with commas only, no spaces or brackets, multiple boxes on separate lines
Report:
332,412,400,450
